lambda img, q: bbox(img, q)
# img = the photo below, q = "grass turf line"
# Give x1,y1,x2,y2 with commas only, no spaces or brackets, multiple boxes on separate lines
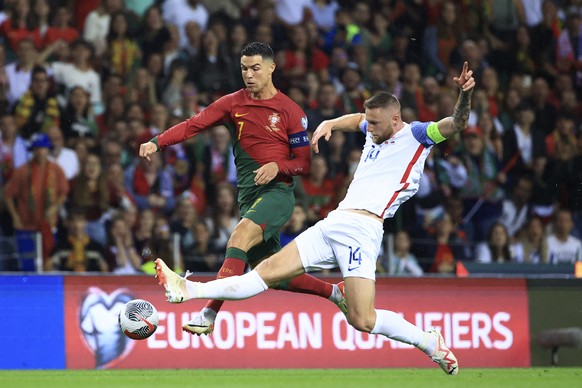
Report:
1,368,580,388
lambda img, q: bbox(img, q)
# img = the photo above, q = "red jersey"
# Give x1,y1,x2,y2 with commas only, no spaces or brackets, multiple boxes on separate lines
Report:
156,89,311,202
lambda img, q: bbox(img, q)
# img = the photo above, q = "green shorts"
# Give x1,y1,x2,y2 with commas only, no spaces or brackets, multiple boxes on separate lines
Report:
240,183,295,263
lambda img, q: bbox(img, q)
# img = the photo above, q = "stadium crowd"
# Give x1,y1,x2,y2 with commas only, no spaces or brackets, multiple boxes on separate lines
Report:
0,0,581,275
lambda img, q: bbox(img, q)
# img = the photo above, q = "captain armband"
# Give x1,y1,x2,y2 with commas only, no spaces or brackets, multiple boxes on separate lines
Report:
426,122,447,144
288,131,309,148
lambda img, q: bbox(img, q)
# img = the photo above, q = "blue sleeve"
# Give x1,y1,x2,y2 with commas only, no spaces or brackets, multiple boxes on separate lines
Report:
359,120,368,135
411,121,435,148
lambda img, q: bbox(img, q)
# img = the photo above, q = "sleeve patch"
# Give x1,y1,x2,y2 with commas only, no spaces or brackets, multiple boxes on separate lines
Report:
289,130,310,148
410,121,436,147
301,116,308,130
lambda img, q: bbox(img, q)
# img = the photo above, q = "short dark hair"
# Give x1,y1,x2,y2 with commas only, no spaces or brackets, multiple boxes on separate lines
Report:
240,42,274,60
364,92,400,111
31,65,47,78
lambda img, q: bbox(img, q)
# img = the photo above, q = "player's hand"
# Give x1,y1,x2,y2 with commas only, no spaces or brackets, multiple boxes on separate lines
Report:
253,162,279,185
311,120,333,153
454,61,475,92
139,141,157,161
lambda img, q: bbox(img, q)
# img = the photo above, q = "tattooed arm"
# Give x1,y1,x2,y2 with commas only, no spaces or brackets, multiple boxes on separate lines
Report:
436,61,476,139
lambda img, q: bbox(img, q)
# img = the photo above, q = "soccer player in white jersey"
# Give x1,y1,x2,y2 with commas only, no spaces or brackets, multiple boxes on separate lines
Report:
154,62,475,375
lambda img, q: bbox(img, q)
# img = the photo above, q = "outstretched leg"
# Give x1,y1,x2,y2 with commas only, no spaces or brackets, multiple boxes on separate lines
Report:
344,277,459,375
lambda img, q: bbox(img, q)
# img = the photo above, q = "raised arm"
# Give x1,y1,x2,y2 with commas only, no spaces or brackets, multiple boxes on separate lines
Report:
435,61,475,140
311,113,365,153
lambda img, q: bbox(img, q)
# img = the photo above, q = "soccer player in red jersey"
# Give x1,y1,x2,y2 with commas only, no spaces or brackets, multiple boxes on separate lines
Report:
139,42,346,335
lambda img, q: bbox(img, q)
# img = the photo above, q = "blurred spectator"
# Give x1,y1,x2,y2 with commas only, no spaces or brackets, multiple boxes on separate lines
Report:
280,204,308,247
338,63,369,113
126,67,157,110
124,152,175,214
205,182,238,253
299,154,337,225
3,132,69,266
48,208,109,272
546,208,582,264
556,11,582,90
44,7,80,47
14,65,59,139
60,86,98,149
68,153,109,245
368,13,391,63
386,230,423,277
0,0,36,53
529,156,559,225
474,222,521,264
457,126,505,242
306,81,340,130
107,213,142,274
83,0,123,57
133,208,155,261
529,0,560,80
162,0,209,48
415,148,467,232
383,59,403,98
45,39,103,113
277,24,329,88
417,76,440,122
4,38,37,107
502,101,547,183
275,0,310,27
183,220,222,272
30,0,51,49
46,126,79,181
138,4,171,61
105,11,141,80
191,29,236,103
106,161,134,211
400,62,422,114
515,216,548,264
418,213,467,274
422,1,462,79
150,214,174,270
161,61,189,111
531,77,558,136
200,126,236,198
0,114,27,183
308,0,340,32
545,114,578,163
171,196,198,253
498,175,533,238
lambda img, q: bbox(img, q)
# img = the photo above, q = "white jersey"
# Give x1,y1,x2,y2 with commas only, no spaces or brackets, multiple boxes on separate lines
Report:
337,121,435,219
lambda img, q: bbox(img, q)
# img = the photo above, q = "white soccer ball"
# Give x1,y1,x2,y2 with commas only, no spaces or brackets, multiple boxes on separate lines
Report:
118,299,159,340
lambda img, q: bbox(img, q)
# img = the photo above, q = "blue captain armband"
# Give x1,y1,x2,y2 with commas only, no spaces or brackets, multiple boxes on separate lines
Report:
288,131,310,148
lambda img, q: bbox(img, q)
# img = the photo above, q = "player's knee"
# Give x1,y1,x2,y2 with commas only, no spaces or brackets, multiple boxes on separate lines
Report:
347,312,375,333
228,220,263,250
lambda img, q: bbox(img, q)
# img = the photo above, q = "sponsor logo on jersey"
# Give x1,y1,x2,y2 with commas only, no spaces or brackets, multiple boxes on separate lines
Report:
265,113,281,132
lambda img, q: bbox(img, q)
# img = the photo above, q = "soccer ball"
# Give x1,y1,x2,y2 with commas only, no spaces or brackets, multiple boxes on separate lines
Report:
118,299,159,340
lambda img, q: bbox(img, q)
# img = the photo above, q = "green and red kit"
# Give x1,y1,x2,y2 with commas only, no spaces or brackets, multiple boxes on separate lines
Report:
152,89,311,260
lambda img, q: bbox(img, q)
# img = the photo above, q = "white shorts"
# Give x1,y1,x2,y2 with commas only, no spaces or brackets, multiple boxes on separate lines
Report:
295,210,384,280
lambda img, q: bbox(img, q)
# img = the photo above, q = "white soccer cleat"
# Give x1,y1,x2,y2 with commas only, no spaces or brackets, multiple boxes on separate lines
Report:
333,281,348,316
154,258,191,303
182,313,215,336
428,329,459,375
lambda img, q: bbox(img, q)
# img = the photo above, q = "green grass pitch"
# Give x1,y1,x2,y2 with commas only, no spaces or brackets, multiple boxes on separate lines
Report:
1,368,580,388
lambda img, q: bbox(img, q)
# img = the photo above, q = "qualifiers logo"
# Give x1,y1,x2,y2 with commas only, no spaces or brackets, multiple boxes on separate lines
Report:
265,113,281,132
79,287,135,369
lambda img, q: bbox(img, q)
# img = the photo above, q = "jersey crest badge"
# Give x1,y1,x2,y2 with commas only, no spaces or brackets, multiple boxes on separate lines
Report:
265,113,281,132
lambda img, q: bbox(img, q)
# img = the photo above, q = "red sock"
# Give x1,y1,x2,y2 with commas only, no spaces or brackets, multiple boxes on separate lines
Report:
286,273,334,299
204,257,247,312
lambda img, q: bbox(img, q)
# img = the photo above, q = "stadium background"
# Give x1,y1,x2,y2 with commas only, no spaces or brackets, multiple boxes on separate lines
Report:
0,0,582,370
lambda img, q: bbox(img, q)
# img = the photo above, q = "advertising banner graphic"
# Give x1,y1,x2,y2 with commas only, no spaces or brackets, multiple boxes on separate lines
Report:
63,276,530,369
